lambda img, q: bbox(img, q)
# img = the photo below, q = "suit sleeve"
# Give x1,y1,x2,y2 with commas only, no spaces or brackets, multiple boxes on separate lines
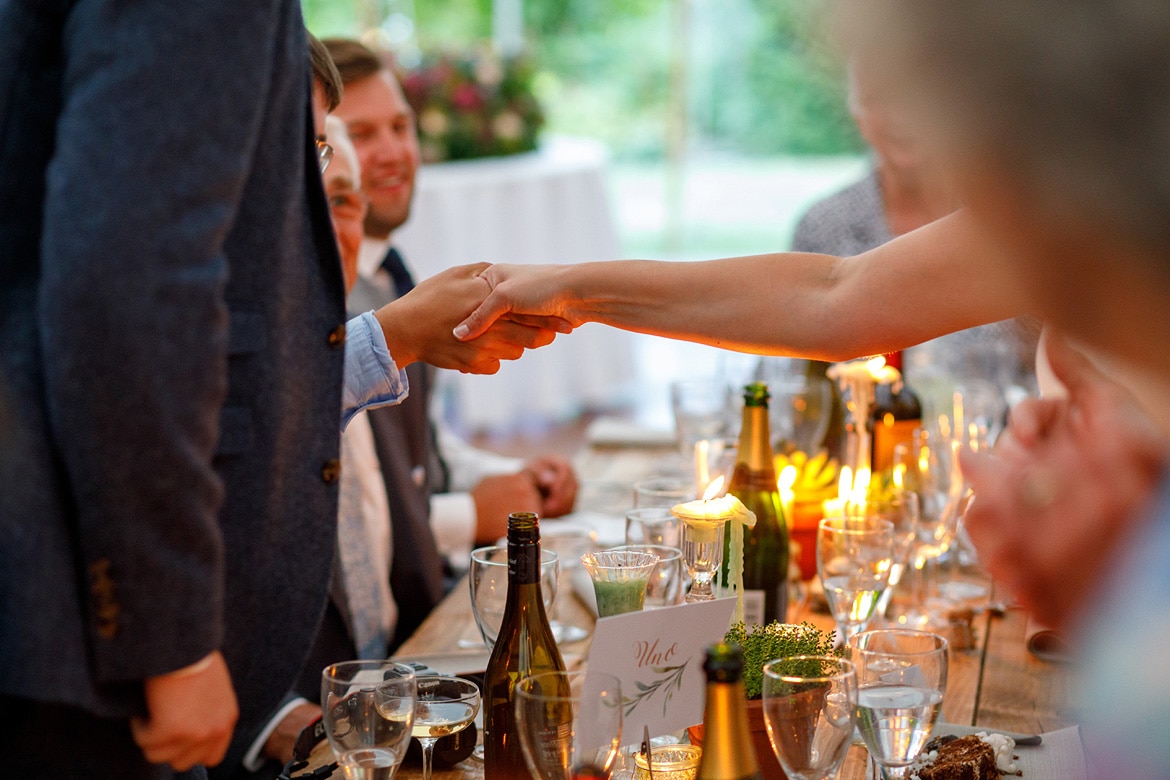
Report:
38,0,291,682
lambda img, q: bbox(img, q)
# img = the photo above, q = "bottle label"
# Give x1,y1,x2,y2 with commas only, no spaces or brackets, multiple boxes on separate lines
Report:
741,589,765,627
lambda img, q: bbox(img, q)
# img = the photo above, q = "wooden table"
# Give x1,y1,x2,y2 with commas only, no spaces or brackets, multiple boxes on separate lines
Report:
310,442,1079,778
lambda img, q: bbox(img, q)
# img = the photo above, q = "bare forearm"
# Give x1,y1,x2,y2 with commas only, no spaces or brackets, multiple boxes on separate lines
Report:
554,210,1025,360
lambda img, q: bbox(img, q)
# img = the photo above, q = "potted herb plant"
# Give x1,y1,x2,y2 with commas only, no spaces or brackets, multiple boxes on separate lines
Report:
688,620,839,780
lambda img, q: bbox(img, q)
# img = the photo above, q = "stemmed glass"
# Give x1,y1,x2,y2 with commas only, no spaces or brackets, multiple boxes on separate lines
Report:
676,512,727,602
411,676,481,780
515,671,623,779
321,661,416,780
762,656,858,780
848,629,948,780
871,490,920,621
817,517,895,644
468,546,559,646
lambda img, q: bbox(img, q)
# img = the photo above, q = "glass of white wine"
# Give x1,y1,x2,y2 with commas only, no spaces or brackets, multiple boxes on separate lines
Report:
847,629,948,779
409,676,481,780
817,516,895,644
321,661,416,780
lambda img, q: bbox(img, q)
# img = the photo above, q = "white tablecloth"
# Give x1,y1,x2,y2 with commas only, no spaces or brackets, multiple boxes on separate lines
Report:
395,136,636,431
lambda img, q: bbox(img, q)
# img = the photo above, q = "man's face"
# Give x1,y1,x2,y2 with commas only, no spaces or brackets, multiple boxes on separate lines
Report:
333,71,420,239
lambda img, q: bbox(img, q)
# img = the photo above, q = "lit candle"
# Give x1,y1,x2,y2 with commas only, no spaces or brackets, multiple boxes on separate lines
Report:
672,477,756,620
822,465,853,518
778,465,797,530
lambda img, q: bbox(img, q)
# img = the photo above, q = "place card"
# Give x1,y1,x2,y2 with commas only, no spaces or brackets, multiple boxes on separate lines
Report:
583,597,736,744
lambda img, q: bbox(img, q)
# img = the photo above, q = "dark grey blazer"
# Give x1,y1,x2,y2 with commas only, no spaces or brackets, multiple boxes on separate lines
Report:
0,0,346,774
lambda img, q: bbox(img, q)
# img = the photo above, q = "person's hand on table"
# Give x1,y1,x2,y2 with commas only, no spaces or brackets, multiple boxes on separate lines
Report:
472,472,545,545
263,702,323,766
452,263,582,341
131,650,238,771
525,455,579,518
377,263,572,374
960,333,1167,629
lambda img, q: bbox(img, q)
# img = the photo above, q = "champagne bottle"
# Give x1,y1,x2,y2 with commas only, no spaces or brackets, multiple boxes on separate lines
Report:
870,351,922,473
698,643,762,780
727,382,788,625
483,512,566,779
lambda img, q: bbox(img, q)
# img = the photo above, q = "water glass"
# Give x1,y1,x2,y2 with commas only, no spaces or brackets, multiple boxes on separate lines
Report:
321,661,416,780
515,671,623,780
468,546,558,646
848,629,948,779
625,507,680,547
633,477,696,509
762,656,857,780
609,544,684,608
817,517,895,644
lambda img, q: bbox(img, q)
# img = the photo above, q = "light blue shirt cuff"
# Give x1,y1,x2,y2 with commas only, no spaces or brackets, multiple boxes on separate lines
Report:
341,311,408,429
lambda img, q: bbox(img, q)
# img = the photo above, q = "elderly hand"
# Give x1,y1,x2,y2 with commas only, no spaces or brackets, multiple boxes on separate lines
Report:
131,651,238,771
959,333,1166,629
377,263,571,374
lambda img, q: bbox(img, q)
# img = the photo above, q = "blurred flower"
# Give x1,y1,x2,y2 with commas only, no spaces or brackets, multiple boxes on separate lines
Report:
396,50,544,162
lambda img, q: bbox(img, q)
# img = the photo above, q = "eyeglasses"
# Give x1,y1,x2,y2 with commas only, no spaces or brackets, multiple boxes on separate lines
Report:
316,137,334,174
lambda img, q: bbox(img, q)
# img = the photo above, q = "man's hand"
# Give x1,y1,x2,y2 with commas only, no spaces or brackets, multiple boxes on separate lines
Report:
960,333,1166,628
472,472,544,544
452,264,580,342
263,702,323,766
131,651,238,771
377,263,571,374
525,455,579,518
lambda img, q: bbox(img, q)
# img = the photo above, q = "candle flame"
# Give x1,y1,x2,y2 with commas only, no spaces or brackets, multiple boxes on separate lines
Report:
702,475,725,501
865,355,887,375
853,467,871,503
893,463,906,490
778,465,797,492
838,465,853,501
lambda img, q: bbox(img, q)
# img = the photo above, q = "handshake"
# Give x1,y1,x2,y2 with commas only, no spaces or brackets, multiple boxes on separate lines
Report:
373,261,575,374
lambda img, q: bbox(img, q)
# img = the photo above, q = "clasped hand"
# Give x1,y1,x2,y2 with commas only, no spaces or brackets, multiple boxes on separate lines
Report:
375,263,572,373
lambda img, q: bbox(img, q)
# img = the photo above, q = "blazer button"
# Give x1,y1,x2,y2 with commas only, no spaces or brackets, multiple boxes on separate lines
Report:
321,458,342,484
327,323,346,349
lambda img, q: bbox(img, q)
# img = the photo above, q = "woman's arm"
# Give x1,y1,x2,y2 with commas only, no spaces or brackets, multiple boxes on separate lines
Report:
456,209,1026,360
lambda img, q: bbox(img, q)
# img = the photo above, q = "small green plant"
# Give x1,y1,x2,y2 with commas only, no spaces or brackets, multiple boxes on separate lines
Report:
725,620,838,700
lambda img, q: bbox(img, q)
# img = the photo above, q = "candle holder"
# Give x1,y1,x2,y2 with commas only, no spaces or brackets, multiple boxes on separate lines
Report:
826,357,900,479
677,514,727,603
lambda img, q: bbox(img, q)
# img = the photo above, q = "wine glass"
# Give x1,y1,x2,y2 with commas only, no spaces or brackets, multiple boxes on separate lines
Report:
762,656,858,780
625,506,681,547
670,379,732,458
633,477,696,509
514,671,623,779
609,544,685,608
848,629,948,779
411,676,481,780
870,490,920,621
468,545,559,647
580,549,660,617
321,661,416,780
817,517,895,644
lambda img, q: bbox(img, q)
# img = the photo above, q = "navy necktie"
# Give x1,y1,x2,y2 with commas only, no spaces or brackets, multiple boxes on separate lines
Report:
382,247,415,299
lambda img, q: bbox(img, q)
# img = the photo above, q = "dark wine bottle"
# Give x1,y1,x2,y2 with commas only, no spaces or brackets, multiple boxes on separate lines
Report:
727,383,788,625
697,643,762,780
870,351,923,474
483,512,566,779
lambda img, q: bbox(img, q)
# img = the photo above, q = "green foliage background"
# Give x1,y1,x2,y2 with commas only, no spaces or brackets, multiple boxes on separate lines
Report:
303,0,863,159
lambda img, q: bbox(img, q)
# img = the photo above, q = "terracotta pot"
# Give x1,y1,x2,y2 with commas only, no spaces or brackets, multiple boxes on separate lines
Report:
685,688,828,780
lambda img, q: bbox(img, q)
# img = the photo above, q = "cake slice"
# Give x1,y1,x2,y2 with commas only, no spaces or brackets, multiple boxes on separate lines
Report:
909,733,1021,779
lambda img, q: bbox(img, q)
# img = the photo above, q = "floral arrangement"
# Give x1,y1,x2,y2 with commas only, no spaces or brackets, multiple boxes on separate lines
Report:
398,50,544,163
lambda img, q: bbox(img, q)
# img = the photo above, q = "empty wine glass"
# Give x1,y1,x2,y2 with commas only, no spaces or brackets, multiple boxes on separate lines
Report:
762,656,858,780
468,545,558,646
321,661,416,780
515,671,623,779
625,506,680,547
411,676,481,780
633,477,696,509
848,629,948,779
817,517,895,644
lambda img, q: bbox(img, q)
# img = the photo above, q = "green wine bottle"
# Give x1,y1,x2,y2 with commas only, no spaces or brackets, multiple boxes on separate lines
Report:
483,512,566,779
697,644,762,780
728,383,789,625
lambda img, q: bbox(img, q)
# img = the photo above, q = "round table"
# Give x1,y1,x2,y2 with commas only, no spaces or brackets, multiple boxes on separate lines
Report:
395,136,636,431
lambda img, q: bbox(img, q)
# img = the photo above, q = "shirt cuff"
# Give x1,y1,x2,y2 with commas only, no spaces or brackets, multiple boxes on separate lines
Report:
241,696,311,772
430,492,478,570
342,311,409,429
